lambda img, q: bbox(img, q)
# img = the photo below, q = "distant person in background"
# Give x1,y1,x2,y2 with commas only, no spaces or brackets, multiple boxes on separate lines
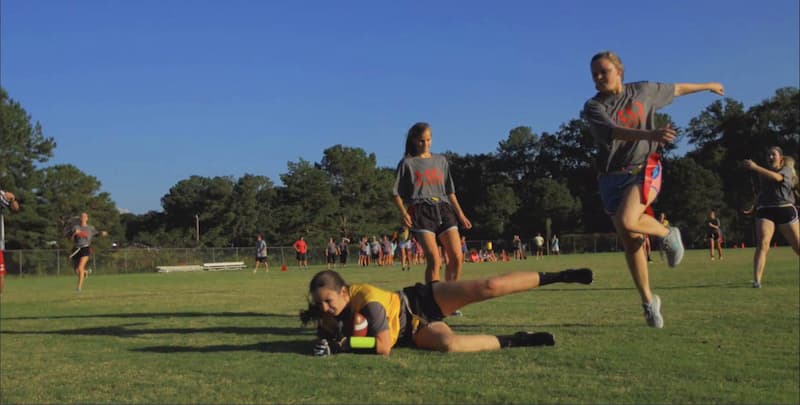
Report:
460,236,468,262
370,236,381,267
551,234,560,256
69,212,108,292
583,50,723,327
398,226,412,271
707,209,723,261
338,237,350,267
393,122,472,283
534,233,545,259
325,238,339,270
512,235,524,260
485,240,493,258
254,234,269,273
382,235,394,266
293,236,308,270
743,146,799,288
359,236,369,267
1,187,21,295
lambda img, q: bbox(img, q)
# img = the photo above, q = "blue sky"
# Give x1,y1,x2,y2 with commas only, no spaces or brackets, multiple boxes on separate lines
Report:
3,0,798,214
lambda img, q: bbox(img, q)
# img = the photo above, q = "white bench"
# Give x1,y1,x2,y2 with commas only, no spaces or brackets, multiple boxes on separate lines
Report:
156,265,204,273
202,261,246,271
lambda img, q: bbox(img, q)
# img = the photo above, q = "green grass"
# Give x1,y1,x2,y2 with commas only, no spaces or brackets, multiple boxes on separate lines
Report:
1,248,798,404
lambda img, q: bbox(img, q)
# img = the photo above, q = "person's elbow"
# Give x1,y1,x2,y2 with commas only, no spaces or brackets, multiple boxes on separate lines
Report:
376,344,392,356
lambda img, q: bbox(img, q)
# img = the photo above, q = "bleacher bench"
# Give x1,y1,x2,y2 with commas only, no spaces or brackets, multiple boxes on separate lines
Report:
156,265,204,273
202,261,247,271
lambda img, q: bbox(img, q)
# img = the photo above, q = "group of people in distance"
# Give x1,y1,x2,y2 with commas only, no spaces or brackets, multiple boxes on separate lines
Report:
300,50,798,357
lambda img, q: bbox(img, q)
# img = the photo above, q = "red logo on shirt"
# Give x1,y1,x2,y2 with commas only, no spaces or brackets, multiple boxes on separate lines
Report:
414,169,445,187
616,101,645,128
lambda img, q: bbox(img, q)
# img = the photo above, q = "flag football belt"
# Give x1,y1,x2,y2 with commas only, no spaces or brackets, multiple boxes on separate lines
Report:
606,153,661,217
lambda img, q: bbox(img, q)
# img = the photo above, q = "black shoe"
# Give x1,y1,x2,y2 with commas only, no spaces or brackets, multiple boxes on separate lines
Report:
561,268,593,284
512,331,555,347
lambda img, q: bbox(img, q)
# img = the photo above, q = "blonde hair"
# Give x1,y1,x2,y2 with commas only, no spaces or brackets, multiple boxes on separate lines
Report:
591,51,624,81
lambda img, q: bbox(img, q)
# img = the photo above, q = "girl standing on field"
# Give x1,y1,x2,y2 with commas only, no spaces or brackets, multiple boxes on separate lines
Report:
583,50,724,328
393,122,472,283
302,268,593,356
743,147,799,288
707,209,724,261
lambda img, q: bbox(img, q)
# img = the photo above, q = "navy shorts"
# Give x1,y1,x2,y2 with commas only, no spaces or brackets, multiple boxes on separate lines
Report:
598,161,662,215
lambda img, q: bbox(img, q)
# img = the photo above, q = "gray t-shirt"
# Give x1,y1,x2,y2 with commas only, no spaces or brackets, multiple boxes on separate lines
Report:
758,165,797,207
72,225,98,248
393,154,456,205
256,240,267,257
583,82,675,173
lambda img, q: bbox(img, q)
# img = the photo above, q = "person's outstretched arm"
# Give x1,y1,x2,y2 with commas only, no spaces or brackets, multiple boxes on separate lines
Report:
743,159,783,183
674,82,724,97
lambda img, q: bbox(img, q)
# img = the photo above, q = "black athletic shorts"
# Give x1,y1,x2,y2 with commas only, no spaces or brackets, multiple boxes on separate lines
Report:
255,256,268,263
409,202,458,236
296,252,307,261
756,206,799,225
707,231,720,240
397,281,446,346
71,246,91,267
326,254,336,264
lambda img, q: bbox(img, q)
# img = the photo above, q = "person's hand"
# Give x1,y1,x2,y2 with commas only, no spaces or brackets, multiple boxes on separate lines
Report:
101,231,109,237
650,125,677,143
313,339,333,357
459,214,472,230
742,159,757,170
401,212,412,228
708,82,725,96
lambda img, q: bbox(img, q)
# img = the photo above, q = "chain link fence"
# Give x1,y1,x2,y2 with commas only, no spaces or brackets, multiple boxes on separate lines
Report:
1,234,623,276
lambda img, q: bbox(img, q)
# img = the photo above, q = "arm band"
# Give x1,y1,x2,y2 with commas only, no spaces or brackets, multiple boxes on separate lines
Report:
349,337,377,351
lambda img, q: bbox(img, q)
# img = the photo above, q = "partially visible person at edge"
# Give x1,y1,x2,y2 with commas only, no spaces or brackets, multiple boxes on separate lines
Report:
743,147,799,288
301,268,593,356
393,122,472,284
582,50,724,328
0,187,21,294
707,209,724,261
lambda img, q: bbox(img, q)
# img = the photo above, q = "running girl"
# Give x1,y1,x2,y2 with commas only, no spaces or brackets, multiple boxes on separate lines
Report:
583,50,724,328
69,212,107,292
393,122,472,283
743,146,799,288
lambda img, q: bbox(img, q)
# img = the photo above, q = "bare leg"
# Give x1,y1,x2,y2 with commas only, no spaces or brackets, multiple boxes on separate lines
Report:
716,239,724,259
417,232,441,282
753,219,775,284
438,229,464,281
613,183,661,304
431,272,541,316
776,221,800,255
709,237,715,259
413,321,501,352
76,256,89,291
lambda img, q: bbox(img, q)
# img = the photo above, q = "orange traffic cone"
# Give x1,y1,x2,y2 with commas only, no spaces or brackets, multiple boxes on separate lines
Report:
281,264,288,272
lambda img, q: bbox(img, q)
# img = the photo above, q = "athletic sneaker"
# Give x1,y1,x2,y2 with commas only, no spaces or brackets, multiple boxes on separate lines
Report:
663,227,685,267
561,268,594,284
512,331,555,347
642,295,663,328
753,281,761,289
451,310,463,317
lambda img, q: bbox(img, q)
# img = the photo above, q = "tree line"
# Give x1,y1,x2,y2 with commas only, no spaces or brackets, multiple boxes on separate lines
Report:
2,86,797,251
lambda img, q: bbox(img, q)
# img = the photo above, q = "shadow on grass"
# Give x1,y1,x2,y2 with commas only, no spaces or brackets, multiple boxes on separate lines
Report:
0,323,314,338
1,311,297,321
131,340,310,354
450,323,601,331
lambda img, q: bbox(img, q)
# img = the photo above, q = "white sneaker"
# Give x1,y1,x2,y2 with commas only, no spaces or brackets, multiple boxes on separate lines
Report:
642,295,663,328
663,227,685,267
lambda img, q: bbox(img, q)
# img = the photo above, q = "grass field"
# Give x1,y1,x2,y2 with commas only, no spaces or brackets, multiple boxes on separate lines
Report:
1,248,798,404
